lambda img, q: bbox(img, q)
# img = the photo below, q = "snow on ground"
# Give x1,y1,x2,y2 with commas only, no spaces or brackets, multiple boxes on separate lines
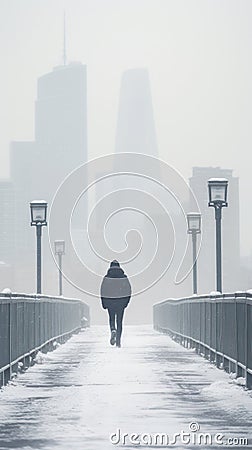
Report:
0,325,251,450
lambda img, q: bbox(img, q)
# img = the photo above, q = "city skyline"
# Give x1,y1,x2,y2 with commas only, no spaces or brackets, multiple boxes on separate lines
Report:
0,5,251,447
0,61,88,294
1,1,252,257
0,57,249,300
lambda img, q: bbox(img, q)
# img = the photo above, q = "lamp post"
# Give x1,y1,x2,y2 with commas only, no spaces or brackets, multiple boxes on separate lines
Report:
187,212,201,295
54,240,65,296
30,200,48,294
208,178,228,293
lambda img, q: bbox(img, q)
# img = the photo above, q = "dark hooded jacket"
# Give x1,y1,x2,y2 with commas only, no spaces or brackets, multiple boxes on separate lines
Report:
100,262,131,310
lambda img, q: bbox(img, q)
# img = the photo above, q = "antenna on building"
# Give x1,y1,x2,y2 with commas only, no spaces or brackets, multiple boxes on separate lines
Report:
63,11,67,65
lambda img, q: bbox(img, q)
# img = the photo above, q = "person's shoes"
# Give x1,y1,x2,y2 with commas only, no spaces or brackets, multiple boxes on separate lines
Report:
116,341,121,348
110,330,116,346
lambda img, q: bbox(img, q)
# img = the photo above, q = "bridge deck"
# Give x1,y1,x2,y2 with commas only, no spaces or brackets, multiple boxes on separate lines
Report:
0,326,251,449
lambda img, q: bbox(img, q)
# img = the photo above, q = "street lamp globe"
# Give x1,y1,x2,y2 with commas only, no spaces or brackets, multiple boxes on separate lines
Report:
30,200,48,226
208,178,228,207
55,240,65,256
187,212,201,234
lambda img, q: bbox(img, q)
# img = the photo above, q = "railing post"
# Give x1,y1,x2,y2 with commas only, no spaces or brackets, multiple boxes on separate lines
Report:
209,298,214,362
203,300,207,358
235,298,242,377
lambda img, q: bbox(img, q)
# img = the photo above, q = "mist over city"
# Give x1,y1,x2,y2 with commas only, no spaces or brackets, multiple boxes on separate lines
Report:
1,0,252,324
0,2,252,449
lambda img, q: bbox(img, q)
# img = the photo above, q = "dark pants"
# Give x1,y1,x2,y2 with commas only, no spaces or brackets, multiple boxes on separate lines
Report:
108,307,125,345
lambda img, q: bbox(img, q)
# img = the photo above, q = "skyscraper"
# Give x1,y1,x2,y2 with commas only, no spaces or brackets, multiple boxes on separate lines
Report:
9,62,88,291
11,62,87,200
189,167,240,293
112,68,160,253
0,180,15,264
35,63,87,174
93,68,160,237
115,68,158,157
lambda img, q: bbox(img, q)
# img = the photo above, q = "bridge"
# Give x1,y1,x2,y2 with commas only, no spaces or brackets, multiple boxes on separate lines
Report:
0,292,251,449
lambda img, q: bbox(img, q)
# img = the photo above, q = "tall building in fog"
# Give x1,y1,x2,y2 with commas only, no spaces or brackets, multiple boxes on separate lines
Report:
110,68,160,243
9,62,87,290
189,167,240,293
113,67,160,197
35,63,87,175
0,181,15,290
0,181,15,264
115,68,158,157
11,62,87,199
95,67,160,236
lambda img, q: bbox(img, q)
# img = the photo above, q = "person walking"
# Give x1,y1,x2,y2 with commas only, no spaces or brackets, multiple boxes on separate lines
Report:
100,260,131,348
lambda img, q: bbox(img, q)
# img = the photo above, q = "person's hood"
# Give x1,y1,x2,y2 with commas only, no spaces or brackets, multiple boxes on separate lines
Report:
105,267,126,279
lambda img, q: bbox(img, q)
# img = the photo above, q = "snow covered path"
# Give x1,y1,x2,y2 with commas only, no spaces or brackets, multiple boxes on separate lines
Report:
0,326,251,449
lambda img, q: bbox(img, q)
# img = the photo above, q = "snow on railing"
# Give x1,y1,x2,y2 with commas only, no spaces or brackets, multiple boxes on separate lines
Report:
153,292,252,389
0,293,90,388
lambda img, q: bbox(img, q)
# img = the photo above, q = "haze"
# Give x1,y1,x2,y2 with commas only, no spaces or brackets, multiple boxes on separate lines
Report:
0,1,251,258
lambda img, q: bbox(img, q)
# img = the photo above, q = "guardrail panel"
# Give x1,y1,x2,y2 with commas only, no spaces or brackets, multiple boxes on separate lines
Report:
248,304,252,372
153,293,252,389
0,303,10,369
237,302,246,367
0,294,90,386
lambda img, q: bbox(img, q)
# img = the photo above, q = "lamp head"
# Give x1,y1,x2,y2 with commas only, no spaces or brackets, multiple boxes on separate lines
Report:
208,178,228,207
30,200,48,226
54,240,65,255
187,212,201,234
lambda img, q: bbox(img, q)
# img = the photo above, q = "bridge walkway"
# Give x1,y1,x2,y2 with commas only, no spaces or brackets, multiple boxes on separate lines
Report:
0,326,251,449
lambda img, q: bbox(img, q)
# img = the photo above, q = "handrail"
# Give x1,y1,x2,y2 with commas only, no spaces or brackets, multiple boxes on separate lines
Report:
0,293,90,387
153,292,252,389
153,291,252,307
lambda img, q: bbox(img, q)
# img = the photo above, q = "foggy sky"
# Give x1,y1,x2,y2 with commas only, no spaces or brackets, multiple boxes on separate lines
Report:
1,0,252,256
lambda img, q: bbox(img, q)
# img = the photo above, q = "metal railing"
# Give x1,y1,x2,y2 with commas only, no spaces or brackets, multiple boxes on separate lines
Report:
0,293,90,387
153,292,252,389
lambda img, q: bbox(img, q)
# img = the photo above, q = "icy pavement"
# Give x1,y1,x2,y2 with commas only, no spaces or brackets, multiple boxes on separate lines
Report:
0,326,251,450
